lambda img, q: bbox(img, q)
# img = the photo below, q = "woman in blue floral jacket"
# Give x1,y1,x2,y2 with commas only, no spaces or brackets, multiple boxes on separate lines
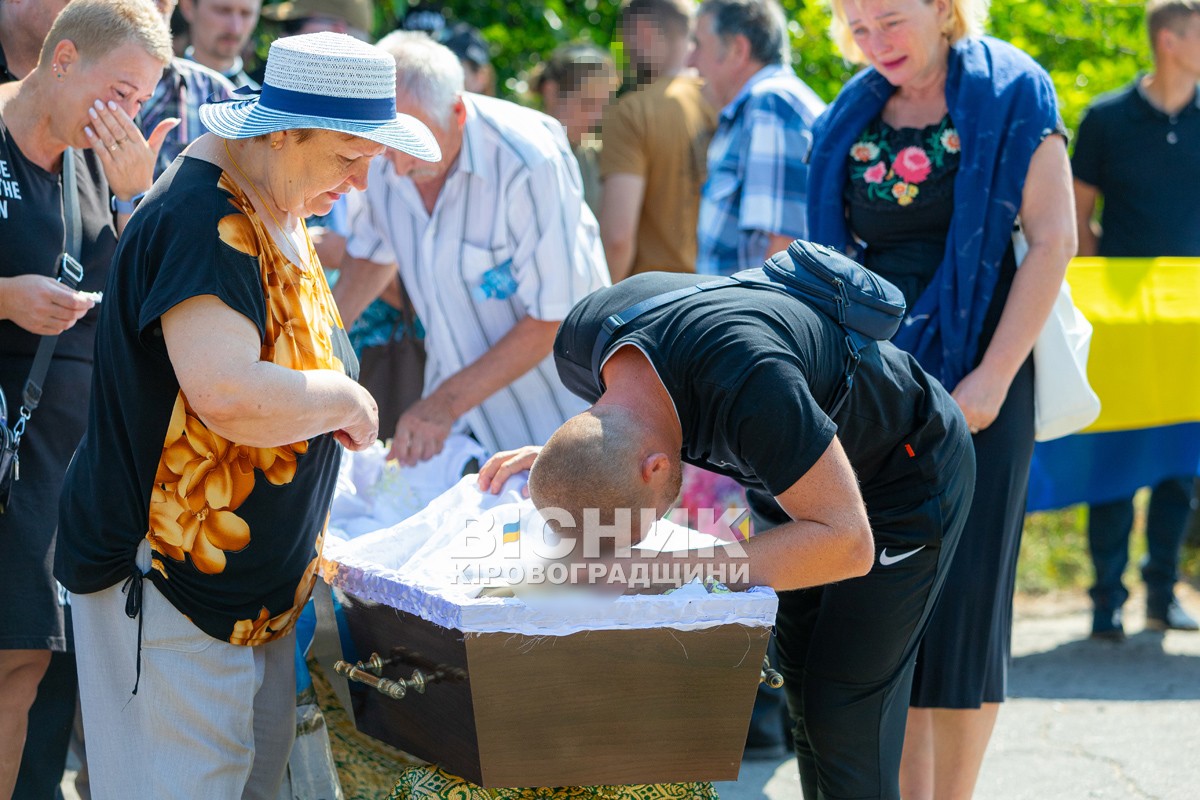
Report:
807,0,1077,798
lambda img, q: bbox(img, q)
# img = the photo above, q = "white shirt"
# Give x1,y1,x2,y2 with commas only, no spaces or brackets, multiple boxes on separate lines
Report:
347,94,611,453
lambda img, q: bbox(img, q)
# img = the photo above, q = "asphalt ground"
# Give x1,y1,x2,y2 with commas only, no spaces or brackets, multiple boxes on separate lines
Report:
715,586,1200,800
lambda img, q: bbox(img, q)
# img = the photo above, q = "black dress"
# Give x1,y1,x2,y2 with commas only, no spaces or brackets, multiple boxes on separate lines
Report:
845,114,1036,707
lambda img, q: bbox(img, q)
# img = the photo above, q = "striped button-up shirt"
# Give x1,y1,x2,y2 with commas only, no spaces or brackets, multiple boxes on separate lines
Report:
346,94,610,453
696,65,826,276
136,58,235,178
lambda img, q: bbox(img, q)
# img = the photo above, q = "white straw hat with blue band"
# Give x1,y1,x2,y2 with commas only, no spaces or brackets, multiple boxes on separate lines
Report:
199,31,441,163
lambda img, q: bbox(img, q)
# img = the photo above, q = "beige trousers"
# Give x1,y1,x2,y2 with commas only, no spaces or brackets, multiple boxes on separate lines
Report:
70,541,296,800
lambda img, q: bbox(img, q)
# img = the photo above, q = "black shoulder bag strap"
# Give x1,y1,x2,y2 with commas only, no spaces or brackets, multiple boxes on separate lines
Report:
13,148,84,446
589,270,870,420
589,276,738,378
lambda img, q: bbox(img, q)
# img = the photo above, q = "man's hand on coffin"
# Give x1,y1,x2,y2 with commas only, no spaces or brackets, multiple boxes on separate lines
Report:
389,396,456,465
477,446,542,495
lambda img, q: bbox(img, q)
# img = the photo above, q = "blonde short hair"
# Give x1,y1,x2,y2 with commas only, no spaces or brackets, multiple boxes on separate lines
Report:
828,0,990,64
39,0,172,68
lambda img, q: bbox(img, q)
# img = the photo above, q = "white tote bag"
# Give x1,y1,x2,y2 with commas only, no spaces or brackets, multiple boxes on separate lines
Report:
1014,225,1101,441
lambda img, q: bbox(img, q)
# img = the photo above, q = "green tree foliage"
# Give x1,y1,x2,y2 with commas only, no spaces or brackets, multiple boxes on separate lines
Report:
361,1,1150,134
990,1,1149,133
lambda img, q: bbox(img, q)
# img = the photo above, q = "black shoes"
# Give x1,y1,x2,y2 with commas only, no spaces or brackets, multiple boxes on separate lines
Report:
1145,600,1200,632
1091,601,1199,639
1090,606,1125,641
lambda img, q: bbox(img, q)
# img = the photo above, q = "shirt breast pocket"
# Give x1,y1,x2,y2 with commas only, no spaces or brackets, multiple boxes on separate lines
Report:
462,244,518,303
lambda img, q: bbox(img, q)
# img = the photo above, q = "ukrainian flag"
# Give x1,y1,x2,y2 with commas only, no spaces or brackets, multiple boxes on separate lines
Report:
502,520,520,544
1027,258,1200,511
736,513,752,542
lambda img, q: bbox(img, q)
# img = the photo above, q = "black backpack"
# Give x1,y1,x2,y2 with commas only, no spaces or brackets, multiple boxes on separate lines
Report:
590,239,907,417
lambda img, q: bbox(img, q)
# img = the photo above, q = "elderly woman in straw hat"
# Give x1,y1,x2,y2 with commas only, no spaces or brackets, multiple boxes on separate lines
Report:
54,31,439,798
0,0,174,793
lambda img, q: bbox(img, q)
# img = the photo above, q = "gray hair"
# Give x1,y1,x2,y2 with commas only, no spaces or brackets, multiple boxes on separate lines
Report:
374,30,464,128
697,0,790,66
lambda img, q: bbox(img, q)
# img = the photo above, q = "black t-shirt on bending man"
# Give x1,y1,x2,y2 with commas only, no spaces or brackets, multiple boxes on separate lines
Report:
555,272,967,519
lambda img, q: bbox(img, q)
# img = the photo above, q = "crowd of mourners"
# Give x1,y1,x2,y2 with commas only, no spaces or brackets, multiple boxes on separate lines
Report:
1,0,1198,799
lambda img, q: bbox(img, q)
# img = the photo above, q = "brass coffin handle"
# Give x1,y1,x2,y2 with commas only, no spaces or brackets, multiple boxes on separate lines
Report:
334,653,431,701
760,655,784,689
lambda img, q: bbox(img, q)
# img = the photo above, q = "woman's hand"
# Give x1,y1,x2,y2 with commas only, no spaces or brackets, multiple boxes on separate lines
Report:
84,99,177,201
388,395,457,465
333,384,379,452
950,364,1013,434
477,446,542,495
0,274,95,335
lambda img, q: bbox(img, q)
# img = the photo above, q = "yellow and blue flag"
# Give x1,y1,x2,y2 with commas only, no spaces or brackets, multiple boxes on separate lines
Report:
502,520,520,544
1028,258,1200,511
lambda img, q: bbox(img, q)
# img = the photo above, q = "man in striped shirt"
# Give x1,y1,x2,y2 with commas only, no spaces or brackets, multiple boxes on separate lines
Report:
333,32,610,464
689,0,825,276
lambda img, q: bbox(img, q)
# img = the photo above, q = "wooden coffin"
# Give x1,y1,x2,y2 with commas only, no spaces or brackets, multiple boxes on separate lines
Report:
338,591,771,788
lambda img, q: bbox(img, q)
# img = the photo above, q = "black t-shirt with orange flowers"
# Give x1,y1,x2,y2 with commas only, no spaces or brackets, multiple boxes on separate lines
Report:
56,157,358,646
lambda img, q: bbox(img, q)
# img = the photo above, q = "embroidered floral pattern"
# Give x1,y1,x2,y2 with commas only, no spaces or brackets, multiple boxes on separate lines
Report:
893,146,932,183
145,173,345,646
850,141,880,163
940,128,961,153
849,116,959,207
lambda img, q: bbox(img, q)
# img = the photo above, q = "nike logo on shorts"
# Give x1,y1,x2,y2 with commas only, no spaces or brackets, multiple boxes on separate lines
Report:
879,545,926,566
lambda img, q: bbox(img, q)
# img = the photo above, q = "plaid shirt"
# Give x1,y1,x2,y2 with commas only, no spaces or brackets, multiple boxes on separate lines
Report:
696,65,826,276
184,49,259,91
137,58,235,178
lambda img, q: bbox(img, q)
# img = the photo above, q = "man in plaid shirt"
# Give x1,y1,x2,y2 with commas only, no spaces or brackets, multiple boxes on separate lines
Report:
689,0,825,276
132,0,235,177
137,56,235,177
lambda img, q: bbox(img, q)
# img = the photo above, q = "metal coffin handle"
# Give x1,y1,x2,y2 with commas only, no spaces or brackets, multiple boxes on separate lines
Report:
760,655,784,689
334,653,431,701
